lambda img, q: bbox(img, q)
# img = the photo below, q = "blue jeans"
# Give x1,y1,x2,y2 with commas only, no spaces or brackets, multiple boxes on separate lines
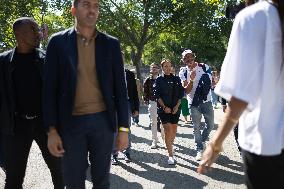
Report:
190,101,214,151
211,89,218,106
61,112,114,189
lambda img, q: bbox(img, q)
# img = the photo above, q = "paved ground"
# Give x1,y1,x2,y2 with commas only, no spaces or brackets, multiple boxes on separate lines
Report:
0,104,246,189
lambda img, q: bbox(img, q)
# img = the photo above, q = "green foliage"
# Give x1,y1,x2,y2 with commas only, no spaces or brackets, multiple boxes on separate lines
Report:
0,0,238,72
143,0,236,70
0,0,43,51
0,0,73,51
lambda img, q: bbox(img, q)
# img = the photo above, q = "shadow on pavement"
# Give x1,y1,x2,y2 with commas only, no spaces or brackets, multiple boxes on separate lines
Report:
175,132,194,140
86,171,143,189
216,155,244,172
110,173,143,189
118,160,207,189
205,166,245,184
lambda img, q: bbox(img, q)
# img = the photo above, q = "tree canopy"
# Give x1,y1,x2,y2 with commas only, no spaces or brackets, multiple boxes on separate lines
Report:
0,0,240,78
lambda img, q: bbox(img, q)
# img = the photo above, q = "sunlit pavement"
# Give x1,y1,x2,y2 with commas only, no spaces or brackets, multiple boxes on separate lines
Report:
0,104,245,189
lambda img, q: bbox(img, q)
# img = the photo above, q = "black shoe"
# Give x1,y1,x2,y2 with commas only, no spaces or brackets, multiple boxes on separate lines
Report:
124,153,132,163
111,154,119,165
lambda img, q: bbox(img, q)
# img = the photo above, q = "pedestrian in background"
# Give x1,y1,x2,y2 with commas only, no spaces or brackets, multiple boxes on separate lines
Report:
180,49,214,161
154,59,183,165
130,68,141,126
143,63,161,149
111,66,139,165
211,70,219,109
179,66,190,124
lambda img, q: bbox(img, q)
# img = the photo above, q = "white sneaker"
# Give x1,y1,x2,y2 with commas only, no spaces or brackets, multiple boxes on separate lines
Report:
167,156,175,165
150,141,158,149
195,151,203,161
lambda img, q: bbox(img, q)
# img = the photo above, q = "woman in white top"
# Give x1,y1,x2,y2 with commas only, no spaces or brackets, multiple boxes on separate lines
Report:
198,1,284,188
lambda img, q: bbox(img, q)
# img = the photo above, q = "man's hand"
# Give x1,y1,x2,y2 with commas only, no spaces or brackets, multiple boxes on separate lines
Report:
115,131,129,151
190,70,196,81
182,80,189,88
47,127,65,157
132,111,139,117
197,142,222,174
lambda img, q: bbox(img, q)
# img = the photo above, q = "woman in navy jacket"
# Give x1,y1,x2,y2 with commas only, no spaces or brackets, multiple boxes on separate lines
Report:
154,59,183,165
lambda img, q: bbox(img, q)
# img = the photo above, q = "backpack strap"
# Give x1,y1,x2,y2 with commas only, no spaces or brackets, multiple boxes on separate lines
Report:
198,63,212,75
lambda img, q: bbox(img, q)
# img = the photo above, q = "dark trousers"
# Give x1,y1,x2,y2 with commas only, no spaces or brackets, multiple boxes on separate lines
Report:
233,123,241,152
0,133,4,169
242,149,284,189
2,116,64,189
61,111,114,189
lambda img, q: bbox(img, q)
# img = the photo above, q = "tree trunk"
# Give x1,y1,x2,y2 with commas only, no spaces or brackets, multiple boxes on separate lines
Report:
131,45,144,82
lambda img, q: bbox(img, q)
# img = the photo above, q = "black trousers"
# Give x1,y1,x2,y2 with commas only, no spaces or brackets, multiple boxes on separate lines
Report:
233,123,241,152
61,112,114,189
0,133,4,169
242,149,284,189
2,116,64,189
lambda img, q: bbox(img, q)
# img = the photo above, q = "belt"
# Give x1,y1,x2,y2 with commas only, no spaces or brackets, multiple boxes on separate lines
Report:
15,112,41,120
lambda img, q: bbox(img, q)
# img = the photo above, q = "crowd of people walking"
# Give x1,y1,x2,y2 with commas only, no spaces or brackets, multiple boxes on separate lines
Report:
0,0,283,189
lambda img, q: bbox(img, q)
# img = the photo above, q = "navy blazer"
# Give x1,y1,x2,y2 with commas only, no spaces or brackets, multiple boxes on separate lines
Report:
0,48,45,134
43,28,129,132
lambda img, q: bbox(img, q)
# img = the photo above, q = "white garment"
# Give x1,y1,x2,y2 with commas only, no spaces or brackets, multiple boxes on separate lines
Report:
148,100,158,142
215,1,284,155
179,67,187,81
178,64,212,105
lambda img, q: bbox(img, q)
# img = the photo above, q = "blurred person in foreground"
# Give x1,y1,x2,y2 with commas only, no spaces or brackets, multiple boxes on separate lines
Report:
0,17,63,189
198,1,284,188
43,0,129,188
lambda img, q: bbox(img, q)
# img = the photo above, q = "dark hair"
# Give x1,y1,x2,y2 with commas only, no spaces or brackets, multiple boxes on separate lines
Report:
245,0,256,6
73,0,79,7
12,17,34,34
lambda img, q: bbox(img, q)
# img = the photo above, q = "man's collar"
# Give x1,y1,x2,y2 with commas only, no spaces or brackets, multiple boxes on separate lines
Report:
74,26,97,40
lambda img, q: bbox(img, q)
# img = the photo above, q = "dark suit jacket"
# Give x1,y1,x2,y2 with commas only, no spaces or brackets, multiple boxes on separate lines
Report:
43,28,129,132
125,69,139,113
0,48,45,134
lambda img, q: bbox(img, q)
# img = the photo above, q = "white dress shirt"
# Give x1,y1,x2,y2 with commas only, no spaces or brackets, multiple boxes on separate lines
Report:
215,1,284,155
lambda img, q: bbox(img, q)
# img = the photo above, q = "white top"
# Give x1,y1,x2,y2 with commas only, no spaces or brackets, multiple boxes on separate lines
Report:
215,1,284,155
179,65,212,105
